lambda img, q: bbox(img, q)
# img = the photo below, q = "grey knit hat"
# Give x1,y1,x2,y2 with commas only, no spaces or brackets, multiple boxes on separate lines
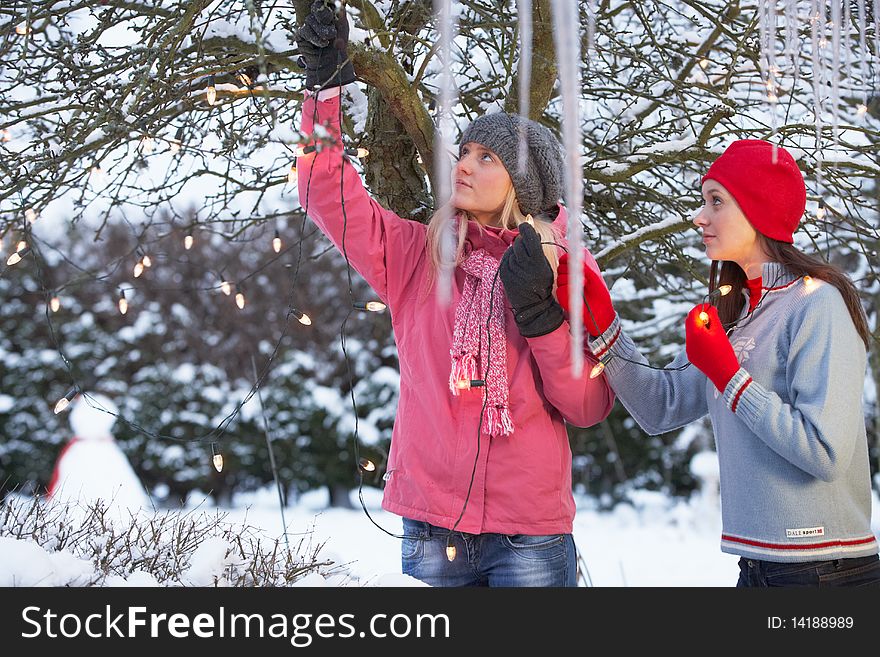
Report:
458,113,563,218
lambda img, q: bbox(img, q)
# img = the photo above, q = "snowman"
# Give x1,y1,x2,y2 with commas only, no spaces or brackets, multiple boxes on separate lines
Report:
47,393,150,513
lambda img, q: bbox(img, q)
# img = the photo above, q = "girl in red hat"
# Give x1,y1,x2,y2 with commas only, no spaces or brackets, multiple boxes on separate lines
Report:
294,1,614,586
558,139,879,587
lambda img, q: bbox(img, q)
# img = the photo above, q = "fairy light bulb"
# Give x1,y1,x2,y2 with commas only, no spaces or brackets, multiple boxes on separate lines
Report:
118,290,128,315
446,542,457,562
589,361,606,379
211,444,224,473
235,287,245,309
170,126,184,153
6,247,29,266
184,234,194,250
698,310,710,324
142,254,152,268
718,285,732,297
699,58,710,70
16,240,26,252
456,379,485,390
15,23,31,35
133,261,144,278
287,163,298,184
292,309,312,325
50,295,60,312
53,388,78,414
816,201,826,220
356,148,369,158
1,128,10,141
220,280,232,296
857,104,868,117
140,136,154,155
272,230,282,253
353,301,387,312
206,75,217,106
25,208,37,223
359,458,376,472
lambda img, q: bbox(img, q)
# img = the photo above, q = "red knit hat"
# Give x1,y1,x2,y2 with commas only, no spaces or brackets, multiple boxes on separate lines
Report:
702,139,806,243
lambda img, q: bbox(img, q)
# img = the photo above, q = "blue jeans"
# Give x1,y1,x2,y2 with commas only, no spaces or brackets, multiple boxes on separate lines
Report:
401,518,577,587
736,554,880,587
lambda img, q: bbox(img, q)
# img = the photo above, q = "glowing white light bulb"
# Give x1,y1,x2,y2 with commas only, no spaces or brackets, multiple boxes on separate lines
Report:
53,388,77,414
140,136,154,155
184,234,194,250
15,23,31,35
287,164,298,184
25,208,37,223
206,76,217,106
118,291,128,315
50,296,60,312
142,255,152,268
220,280,232,296
133,261,144,278
213,453,224,472
235,291,245,309
273,231,282,253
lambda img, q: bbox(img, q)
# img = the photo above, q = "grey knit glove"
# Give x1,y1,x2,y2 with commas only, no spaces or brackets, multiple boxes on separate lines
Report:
499,222,564,338
296,1,355,90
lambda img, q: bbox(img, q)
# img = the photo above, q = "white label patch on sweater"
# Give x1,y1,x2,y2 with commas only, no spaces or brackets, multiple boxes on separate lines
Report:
786,526,825,538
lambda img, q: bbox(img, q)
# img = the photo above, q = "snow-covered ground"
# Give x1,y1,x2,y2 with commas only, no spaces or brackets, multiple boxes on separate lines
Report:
4,478,879,587
222,485,744,586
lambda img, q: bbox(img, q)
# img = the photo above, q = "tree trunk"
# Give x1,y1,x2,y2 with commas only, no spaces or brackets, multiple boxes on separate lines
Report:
362,88,434,224
328,483,355,509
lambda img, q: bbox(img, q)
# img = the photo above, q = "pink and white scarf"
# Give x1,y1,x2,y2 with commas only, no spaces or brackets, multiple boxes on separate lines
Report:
448,248,513,437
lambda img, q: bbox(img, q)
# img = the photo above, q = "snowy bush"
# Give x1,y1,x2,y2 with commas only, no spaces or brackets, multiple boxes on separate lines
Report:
0,496,343,587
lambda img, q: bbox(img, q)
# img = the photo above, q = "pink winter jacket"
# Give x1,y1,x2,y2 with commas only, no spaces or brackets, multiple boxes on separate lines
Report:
298,94,614,535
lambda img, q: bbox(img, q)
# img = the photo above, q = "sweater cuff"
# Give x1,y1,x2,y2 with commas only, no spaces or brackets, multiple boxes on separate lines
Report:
723,368,756,414
587,313,621,358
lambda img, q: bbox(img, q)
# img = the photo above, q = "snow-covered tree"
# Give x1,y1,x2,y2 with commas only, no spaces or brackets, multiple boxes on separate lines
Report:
2,1,878,496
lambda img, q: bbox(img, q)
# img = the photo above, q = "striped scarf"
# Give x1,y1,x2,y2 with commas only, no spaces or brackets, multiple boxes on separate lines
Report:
448,248,513,437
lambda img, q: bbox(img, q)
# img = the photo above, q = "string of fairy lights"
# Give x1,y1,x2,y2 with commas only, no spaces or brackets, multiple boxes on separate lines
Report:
3,3,877,575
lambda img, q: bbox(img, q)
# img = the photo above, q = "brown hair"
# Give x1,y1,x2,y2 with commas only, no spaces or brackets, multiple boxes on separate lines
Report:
709,237,870,348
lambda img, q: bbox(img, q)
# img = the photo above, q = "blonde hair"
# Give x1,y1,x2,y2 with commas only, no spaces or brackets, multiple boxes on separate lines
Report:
426,186,563,286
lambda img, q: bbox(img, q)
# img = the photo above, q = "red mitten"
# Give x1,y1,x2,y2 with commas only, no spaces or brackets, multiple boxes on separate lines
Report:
557,253,616,337
685,305,740,392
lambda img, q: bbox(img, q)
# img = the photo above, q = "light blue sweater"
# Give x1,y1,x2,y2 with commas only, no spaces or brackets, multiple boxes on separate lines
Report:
590,262,878,562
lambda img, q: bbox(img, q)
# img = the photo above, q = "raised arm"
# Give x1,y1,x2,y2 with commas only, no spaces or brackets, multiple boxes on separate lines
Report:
295,4,423,305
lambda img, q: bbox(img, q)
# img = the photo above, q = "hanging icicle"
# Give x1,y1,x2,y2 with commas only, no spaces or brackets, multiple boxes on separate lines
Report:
873,0,880,93
550,0,585,377
434,0,458,307
784,0,798,74
809,0,825,195
758,0,779,161
516,0,532,175
857,0,869,109
830,0,841,147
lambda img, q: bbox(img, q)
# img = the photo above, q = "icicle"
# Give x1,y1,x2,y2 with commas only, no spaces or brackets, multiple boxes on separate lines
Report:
810,0,824,194
858,0,869,108
434,0,458,307
874,0,880,92
785,0,798,73
843,0,852,79
551,0,584,377
830,0,841,146
516,0,532,175
765,1,779,161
